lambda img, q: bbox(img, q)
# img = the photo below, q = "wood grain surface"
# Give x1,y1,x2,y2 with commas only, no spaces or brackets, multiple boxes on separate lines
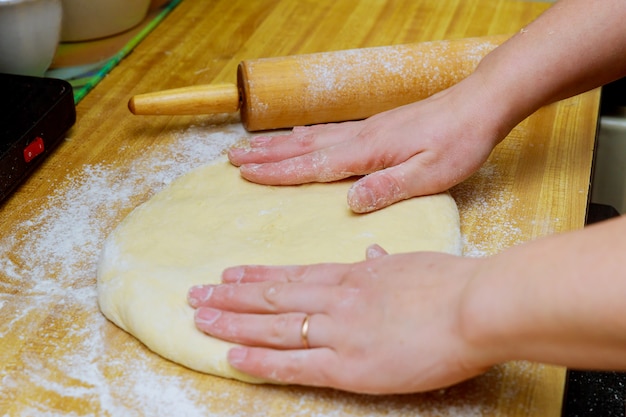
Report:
0,0,600,415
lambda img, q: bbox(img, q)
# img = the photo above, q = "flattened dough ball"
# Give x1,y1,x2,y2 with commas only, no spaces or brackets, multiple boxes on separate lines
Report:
97,158,462,382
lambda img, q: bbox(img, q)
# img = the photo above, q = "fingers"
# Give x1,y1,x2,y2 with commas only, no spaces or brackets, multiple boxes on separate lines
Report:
228,123,360,167
365,243,388,259
188,276,358,313
237,146,443,213
346,147,482,213
221,244,387,285
231,121,399,185
220,263,351,285
238,149,354,184
226,346,344,388
347,166,414,213
231,128,447,212
194,310,333,350
220,264,323,284
189,247,387,311
227,345,407,394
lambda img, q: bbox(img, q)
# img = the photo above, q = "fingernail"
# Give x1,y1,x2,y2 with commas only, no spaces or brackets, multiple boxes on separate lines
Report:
366,243,388,259
249,136,272,147
348,182,377,213
228,347,248,365
222,266,245,283
195,307,221,326
228,147,262,168
187,285,214,308
241,163,261,172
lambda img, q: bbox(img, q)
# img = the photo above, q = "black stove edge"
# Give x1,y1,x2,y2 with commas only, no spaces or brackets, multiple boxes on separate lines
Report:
562,369,626,417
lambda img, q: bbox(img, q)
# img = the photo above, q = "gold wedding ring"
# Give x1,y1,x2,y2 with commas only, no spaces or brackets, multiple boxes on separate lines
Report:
300,315,311,349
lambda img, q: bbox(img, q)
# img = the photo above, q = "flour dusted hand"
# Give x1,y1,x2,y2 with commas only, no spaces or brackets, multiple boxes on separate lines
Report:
188,251,494,394
228,76,504,213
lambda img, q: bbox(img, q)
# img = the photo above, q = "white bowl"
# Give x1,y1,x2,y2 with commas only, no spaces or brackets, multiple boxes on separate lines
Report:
0,0,63,76
60,0,151,42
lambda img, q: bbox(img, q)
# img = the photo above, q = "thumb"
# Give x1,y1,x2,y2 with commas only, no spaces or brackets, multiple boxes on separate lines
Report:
347,166,416,213
365,244,389,259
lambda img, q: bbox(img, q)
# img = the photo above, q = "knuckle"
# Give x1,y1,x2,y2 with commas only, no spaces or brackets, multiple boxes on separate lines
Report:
262,282,283,310
221,316,242,339
268,314,292,345
206,312,240,339
315,354,359,389
212,284,236,304
284,265,314,283
295,132,316,148
371,170,408,199
335,285,361,306
278,351,308,382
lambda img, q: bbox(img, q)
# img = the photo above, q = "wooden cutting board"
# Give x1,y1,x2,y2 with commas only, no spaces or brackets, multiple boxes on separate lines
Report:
0,0,599,415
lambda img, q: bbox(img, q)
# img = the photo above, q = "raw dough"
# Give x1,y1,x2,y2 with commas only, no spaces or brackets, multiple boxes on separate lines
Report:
97,158,462,383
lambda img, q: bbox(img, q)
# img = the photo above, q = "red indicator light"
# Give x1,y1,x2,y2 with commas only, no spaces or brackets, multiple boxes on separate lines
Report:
24,137,45,163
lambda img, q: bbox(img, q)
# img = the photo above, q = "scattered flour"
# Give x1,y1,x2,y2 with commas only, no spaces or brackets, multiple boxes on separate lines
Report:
0,121,543,416
0,123,244,416
452,160,524,258
300,39,499,105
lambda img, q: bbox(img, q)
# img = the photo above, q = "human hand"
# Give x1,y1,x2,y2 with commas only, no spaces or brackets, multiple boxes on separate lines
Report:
187,247,494,394
229,77,505,213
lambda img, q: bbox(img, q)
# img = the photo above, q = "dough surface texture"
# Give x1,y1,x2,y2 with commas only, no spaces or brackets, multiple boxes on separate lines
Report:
97,158,462,382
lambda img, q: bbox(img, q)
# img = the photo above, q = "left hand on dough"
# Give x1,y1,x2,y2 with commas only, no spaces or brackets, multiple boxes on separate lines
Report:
187,247,493,394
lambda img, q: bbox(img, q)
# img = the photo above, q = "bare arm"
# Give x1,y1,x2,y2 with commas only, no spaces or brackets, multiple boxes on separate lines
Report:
474,0,626,135
465,215,626,371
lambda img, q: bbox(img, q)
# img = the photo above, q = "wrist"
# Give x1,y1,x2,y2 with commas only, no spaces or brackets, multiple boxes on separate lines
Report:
447,67,525,154
458,221,626,371
456,254,518,370
467,59,535,144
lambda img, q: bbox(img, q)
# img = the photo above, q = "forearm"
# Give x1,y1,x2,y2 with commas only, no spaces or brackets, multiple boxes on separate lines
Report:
473,0,626,136
463,215,626,370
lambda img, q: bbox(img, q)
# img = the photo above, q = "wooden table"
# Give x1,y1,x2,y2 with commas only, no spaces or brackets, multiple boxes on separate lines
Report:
0,0,600,415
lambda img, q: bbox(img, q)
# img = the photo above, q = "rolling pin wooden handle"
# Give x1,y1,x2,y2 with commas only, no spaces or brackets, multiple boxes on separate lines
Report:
128,83,241,115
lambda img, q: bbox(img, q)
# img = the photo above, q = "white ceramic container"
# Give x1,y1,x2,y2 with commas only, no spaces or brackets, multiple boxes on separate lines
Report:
60,0,151,42
0,0,63,76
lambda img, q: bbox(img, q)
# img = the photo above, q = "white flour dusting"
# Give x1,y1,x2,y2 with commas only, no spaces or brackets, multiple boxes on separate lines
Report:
453,160,524,258
0,121,541,416
0,123,244,416
299,40,499,105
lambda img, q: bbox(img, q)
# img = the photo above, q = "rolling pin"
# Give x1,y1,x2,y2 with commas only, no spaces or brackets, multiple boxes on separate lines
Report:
129,35,508,131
